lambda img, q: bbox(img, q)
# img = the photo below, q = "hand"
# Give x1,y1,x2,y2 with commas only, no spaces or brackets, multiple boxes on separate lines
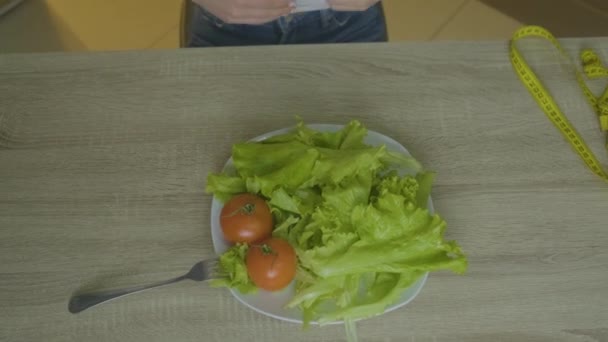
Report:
328,0,380,11
192,0,294,25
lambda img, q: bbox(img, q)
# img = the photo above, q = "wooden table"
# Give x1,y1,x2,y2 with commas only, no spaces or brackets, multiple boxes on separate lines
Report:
1,37,608,342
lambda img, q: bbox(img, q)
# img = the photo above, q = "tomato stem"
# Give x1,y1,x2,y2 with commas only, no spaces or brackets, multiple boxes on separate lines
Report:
222,202,256,218
249,243,279,269
262,244,279,270
242,203,255,215
256,243,274,256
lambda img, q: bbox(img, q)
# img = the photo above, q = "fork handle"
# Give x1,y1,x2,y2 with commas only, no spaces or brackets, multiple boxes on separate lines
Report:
68,275,187,314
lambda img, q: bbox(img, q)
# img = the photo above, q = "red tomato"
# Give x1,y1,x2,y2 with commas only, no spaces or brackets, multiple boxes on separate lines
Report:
246,238,297,291
220,193,273,244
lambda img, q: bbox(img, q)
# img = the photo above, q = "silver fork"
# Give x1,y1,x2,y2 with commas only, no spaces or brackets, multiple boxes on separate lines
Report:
68,259,220,314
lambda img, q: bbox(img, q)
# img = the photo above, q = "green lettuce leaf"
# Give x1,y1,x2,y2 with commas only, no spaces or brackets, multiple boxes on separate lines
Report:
209,244,256,294
415,172,436,208
264,119,368,150
205,174,246,202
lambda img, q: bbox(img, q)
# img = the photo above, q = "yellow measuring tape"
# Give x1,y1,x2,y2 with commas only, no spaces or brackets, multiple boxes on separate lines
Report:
509,25,608,182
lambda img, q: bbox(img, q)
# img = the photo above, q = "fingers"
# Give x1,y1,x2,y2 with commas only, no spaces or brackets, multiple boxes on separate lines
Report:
328,0,379,11
227,5,294,24
240,0,293,9
205,0,295,25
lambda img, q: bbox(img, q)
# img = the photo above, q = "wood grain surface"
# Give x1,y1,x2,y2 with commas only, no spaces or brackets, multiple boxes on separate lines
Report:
1,37,608,342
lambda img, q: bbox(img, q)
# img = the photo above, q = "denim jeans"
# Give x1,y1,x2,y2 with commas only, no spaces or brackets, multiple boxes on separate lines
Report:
187,3,387,47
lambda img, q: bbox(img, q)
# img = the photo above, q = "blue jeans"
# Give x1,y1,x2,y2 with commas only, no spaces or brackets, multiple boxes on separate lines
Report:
187,4,387,47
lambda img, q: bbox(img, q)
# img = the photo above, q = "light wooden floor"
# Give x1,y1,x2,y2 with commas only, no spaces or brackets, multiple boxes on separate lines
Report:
0,0,527,53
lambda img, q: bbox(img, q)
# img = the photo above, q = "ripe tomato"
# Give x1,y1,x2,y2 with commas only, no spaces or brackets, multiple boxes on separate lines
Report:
246,238,297,291
220,193,273,244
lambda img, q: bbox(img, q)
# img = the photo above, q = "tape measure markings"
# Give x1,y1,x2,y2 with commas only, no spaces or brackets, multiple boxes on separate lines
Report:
509,25,608,182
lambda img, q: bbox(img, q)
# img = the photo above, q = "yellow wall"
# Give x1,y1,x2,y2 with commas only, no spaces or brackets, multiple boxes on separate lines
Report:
0,0,181,52
3,0,608,54
1,0,524,53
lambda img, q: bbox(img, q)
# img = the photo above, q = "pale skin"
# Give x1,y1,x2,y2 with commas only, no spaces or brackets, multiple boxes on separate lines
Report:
192,0,381,25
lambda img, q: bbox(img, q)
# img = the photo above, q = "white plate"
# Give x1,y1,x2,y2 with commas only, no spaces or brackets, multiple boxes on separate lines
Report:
210,124,430,324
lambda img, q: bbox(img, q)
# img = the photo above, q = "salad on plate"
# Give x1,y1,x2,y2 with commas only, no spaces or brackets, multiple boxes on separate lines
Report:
206,120,467,340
